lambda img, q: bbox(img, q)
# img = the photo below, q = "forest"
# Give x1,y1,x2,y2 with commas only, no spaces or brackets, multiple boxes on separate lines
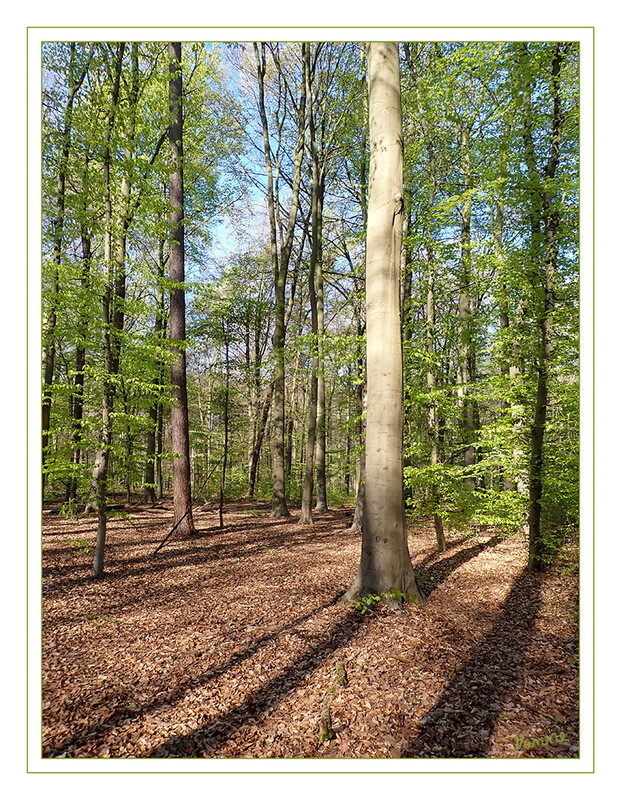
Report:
40,39,580,761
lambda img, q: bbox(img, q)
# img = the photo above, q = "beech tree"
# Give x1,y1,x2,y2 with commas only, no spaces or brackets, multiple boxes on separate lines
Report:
343,42,424,606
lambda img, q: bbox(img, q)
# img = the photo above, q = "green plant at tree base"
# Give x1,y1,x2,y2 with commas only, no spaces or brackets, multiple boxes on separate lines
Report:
66,538,95,554
353,587,409,615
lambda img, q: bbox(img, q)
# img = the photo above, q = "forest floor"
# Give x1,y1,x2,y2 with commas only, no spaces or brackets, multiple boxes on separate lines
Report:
41,501,579,761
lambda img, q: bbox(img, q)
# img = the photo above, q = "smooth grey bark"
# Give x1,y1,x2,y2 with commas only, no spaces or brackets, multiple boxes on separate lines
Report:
343,42,424,606
244,272,270,498
492,118,527,495
168,41,195,536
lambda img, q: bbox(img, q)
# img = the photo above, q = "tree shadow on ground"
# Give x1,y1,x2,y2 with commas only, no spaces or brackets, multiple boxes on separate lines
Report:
44,594,360,757
415,534,504,597
403,567,543,758
146,607,365,758
42,520,346,594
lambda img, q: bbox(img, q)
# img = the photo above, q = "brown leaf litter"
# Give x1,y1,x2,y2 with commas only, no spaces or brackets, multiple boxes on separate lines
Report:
41,502,579,761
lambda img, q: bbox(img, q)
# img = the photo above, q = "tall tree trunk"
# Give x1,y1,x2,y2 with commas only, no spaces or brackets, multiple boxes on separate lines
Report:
93,42,125,579
66,212,91,504
314,178,328,512
344,42,424,606
300,45,323,524
520,43,566,570
168,41,195,536
254,42,307,518
299,206,319,522
299,357,318,524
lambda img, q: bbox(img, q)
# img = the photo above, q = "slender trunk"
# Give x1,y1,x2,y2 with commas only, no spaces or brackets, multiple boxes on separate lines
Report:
300,47,322,524
427,265,445,551
299,274,319,524
168,41,195,536
408,45,445,550
93,42,125,579
219,331,230,528
254,42,307,518
145,235,166,503
248,381,274,499
314,179,328,512
66,224,91,503
351,47,369,533
522,43,565,570
299,363,318,523
245,307,258,492
492,121,523,493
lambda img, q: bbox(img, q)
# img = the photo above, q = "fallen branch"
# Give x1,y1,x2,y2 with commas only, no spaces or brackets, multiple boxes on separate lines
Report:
152,507,193,556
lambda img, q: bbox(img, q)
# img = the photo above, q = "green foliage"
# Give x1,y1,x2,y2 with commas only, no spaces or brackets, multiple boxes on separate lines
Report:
41,40,579,569
470,488,528,535
353,593,382,615
60,498,79,519
66,538,95,554
353,588,407,615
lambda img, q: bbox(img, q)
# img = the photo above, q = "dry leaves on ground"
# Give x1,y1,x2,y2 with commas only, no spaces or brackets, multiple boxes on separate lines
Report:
41,502,579,761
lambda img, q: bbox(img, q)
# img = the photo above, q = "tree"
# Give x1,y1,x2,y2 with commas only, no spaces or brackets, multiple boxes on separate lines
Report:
253,42,308,517
168,41,196,536
343,42,424,607
299,43,322,524
518,42,572,570
92,41,126,578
